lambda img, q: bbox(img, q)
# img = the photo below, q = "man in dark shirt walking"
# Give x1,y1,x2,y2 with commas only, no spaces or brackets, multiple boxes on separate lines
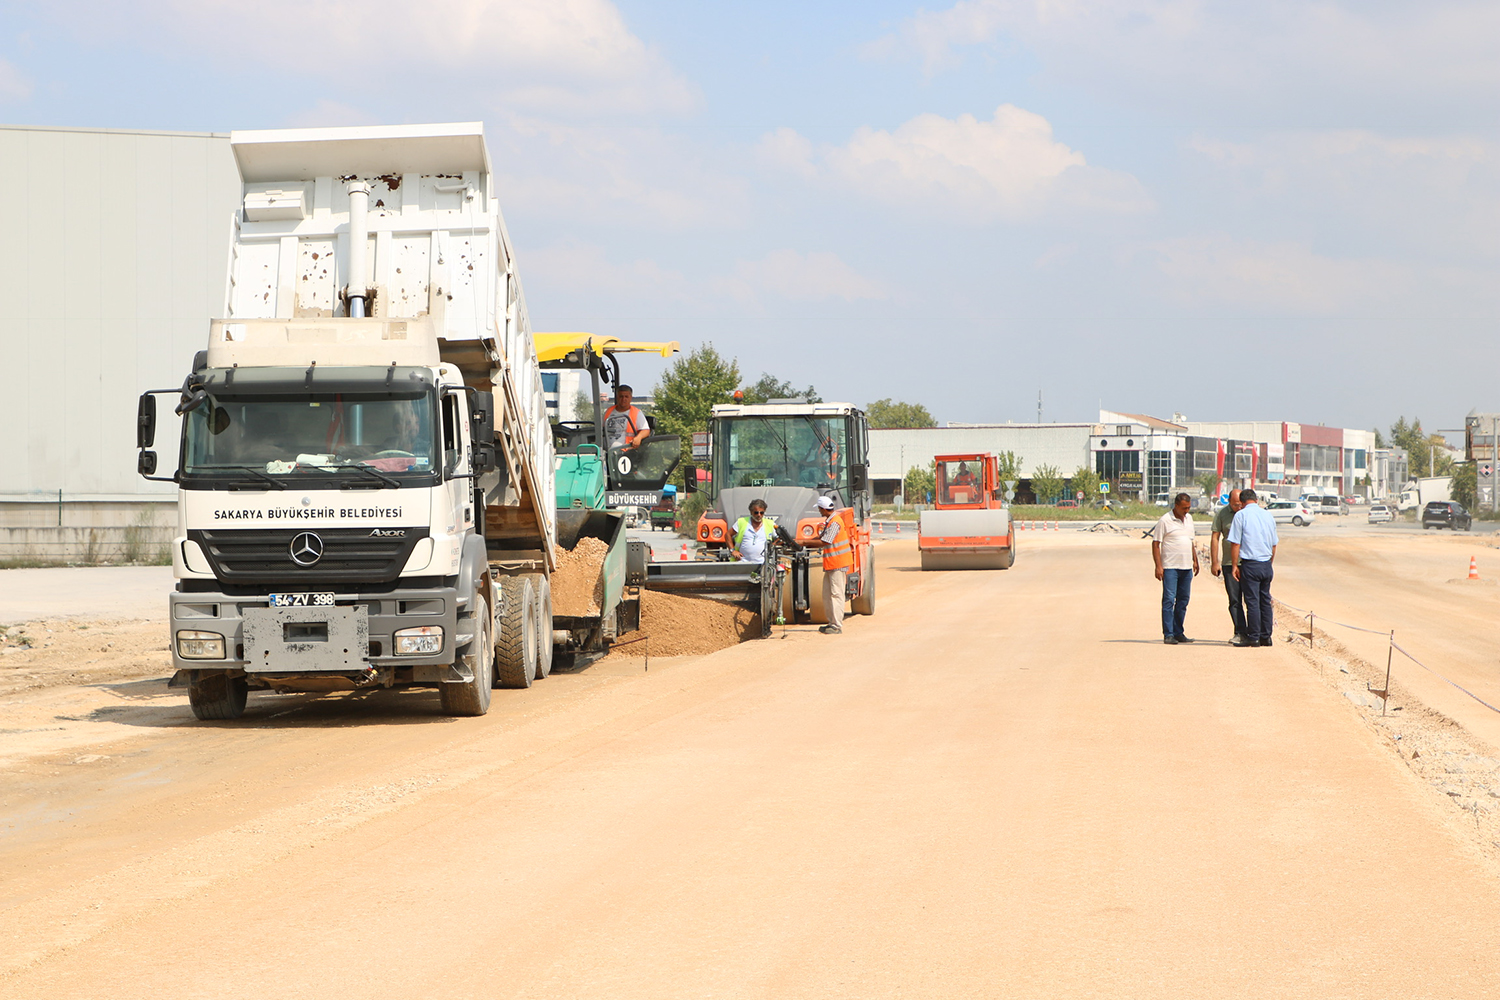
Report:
1210,489,1250,646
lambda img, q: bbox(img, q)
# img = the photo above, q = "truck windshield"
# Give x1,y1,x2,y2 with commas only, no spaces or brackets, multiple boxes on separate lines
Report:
183,393,438,483
713,416,848,495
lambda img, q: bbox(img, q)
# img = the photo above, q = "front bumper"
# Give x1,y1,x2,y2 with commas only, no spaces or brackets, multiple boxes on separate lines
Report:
169,583,461,676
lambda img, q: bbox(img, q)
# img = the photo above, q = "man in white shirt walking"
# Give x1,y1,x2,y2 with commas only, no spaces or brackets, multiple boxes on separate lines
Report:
1151,492,1200,644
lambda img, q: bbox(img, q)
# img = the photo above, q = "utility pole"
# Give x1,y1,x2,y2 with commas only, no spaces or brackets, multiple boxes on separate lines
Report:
1037,389,1042,424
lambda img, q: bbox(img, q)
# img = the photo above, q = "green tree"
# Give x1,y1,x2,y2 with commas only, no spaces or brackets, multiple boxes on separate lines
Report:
741,373,821,405
1426,433,1455,476
1032,463,1064,504
995,451,1023,488
652,345,741,485
867,398,936,429
903,463,935,504
1070,465,1099,502
570,390,594,424
1452,461,1478,510
1390,416,1430,477
1372,427,1386,448
1196,471,1220,498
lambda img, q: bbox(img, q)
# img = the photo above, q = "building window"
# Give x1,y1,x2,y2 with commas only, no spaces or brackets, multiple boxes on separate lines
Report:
1148,450,1173,497
1193,450,1218,472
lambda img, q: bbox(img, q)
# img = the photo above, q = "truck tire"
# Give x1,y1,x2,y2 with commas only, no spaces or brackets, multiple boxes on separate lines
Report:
851,549,877,615
495,576,538,689
188,670,248,721
441,594,493,716
528,573,553,679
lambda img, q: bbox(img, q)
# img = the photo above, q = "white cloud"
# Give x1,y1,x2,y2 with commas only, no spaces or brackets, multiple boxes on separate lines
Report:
283,100,380,129
524,240,691,301
0,59,32,102
753,128,817,179
34,0,698,116
761,104,1152,221
714,250,886,303
865,2,1500,119
492,115,749,230
1185,130,1500,259
1135,234,1491,316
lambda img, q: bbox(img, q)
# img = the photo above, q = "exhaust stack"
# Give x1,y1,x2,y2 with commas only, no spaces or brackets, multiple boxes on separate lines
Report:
345,180,370,318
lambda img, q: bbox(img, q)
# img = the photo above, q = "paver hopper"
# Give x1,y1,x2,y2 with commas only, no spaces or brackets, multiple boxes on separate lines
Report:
919,454,1015,570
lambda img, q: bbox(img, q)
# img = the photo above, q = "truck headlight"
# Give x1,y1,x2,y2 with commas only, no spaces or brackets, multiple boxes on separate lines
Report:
176,630,226,659
394,626,443,655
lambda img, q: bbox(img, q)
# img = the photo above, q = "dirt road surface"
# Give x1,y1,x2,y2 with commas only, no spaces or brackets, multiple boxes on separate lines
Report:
4,533,1500,998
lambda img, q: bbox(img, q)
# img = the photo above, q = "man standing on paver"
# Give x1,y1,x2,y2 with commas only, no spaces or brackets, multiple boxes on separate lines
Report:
1151,492,1200,645
1229,488,1279,647
1210,489,1251,646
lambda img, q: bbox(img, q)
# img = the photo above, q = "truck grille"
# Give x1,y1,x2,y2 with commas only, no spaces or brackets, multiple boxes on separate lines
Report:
189,528,430,585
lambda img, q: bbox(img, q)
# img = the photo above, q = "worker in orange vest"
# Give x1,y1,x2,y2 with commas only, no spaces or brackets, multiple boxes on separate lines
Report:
811,495,854,634
602,384,650,453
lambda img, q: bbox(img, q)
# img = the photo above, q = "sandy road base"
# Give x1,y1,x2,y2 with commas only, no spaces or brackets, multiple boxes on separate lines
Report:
3,534,1500,998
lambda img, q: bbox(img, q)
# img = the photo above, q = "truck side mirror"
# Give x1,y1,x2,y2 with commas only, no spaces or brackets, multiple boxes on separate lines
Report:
850,462,868,492
469,391,495,472
138,451,158,476
137,393,157,448
683,465,699,494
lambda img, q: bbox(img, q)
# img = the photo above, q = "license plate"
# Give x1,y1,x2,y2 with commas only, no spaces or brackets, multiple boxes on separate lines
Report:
269,592,335,608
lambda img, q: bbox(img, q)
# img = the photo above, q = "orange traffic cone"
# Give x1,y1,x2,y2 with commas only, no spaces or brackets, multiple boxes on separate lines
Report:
1469,556,1480,580
878,521,884,533
680,542,690,561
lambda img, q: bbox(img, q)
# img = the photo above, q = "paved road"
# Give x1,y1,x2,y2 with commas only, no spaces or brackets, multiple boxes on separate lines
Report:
3,536,1499,998
0,565,173,624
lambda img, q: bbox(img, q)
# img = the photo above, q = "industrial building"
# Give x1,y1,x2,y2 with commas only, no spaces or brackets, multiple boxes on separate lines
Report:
0,124,240,559
872,410,1382,504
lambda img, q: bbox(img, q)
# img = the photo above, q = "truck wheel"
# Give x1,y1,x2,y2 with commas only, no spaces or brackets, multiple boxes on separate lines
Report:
528,573,554,679
441,594,493,716
851,550,877,615
188,670,248,721
495,576,538,689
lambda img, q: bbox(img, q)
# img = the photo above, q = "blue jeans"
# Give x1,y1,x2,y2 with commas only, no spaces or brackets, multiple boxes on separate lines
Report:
1239,559,1274,641
1161,568,1192,638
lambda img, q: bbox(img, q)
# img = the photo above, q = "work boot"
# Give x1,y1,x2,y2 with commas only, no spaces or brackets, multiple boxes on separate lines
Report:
1174,635,1195,644
819,625,842,635
1230,634,1252,647
1163,635,1180,645
1258,635,1274,646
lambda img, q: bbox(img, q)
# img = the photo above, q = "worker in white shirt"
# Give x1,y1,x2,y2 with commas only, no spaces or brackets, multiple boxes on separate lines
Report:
733,499,776,564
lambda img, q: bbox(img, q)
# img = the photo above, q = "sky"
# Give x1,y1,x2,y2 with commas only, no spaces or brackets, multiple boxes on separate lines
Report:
1,0,1496,435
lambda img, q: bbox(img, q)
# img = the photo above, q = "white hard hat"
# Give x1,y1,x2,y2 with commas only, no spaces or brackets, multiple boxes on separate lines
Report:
815,496,835,511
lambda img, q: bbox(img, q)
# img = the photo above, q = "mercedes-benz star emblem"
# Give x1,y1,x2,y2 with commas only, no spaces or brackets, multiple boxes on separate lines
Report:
289,531,324,567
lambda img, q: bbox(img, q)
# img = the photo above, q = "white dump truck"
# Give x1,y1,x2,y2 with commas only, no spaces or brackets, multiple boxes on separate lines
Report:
135,123,555,719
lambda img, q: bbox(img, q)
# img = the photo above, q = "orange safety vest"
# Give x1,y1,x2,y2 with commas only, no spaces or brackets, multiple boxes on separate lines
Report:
602,405,646,443
819,509,855,572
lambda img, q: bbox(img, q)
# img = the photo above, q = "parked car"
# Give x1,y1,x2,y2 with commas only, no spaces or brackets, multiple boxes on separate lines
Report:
1343,495,1364,505
1316,495,1348,515
1422,500,1472,531
1367,504,1394,523
1266,500,1317,526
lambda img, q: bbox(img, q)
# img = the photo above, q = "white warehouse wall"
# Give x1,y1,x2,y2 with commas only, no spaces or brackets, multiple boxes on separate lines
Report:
0,125,240,500
871,425,1098,481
